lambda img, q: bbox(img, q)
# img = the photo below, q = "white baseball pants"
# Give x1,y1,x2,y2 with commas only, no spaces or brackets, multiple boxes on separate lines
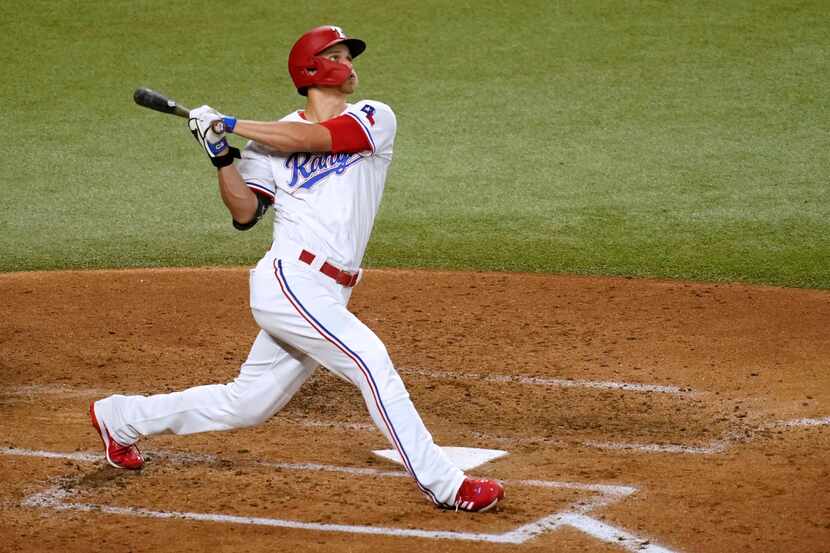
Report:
96,252,465,506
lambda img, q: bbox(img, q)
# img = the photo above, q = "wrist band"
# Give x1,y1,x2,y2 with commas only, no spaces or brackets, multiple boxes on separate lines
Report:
222,116,237,133
208,137,229,156
212,146,241,168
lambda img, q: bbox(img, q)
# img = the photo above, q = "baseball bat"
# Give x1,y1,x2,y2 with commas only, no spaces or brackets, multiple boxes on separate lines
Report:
133,87,191,118
133,87,225,132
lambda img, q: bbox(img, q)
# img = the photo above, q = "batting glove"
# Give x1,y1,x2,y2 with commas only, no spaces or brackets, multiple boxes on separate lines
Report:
188,105,241,168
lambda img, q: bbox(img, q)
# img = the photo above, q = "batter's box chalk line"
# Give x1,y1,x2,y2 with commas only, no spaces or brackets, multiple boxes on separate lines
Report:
4,446,679,553
401,368,700,397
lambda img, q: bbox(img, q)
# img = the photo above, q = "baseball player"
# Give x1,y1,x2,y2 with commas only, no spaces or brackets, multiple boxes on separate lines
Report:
90,25,504,512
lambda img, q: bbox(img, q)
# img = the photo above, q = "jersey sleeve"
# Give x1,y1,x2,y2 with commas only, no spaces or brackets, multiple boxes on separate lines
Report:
236,141,276,201
343,100,397,160
320,115,372,154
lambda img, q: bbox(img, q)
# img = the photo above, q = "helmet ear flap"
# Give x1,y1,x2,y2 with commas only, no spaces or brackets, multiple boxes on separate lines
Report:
295,62,318,96
308,56,326,75
307,56,352,88
306,57,322,76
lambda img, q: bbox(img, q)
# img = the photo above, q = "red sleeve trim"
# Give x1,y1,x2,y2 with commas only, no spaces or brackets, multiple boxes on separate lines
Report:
320,115,372,154
246,182,275,203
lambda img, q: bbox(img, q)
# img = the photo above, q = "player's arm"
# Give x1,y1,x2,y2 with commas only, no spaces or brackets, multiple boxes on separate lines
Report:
189,106,272,230
216,165,260,226
224,116,370,154
230,120,333,153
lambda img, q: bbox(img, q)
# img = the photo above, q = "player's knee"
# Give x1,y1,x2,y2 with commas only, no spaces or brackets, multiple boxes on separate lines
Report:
354,346,409,397
356,349,394,382
359,338,392,368
225,385,272,428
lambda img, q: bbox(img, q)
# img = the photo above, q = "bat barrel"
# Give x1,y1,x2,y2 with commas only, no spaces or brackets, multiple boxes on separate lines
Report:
134,87,225,133
134,87,190,118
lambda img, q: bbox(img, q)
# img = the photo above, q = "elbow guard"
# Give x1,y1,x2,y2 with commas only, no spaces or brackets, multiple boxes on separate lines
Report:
232,193,271,231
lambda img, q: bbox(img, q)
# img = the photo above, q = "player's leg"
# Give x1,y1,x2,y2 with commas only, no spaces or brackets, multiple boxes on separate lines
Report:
93,330,317,448
254,260,466,507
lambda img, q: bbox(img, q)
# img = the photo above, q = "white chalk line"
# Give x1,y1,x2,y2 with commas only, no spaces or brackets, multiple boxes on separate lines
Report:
20,486,659,547
3,366,697,402
0,447,635,493
0,448,101,463
5,446,678,551
22,485,520,544
54,406,818,460
561,514,678,553
0,385,107,404
0,447,406,478
473,413,830,456
402,368,698,396
279,418,726,456
467,430,730,456
774,416,830,428
581,440,728,455
1,385,106,396
286,419,730,456
289,418,376,432
562,414,830,455
588,415,830,454
21,484,669,549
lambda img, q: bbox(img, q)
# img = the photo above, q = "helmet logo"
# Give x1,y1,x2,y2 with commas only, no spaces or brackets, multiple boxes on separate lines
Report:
330,26,347,39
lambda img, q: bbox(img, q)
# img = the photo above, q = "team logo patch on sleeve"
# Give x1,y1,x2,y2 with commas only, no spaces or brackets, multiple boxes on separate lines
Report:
361,104,376,126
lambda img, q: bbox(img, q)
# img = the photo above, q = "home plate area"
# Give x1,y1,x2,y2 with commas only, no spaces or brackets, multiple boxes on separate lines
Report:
10,445,675,552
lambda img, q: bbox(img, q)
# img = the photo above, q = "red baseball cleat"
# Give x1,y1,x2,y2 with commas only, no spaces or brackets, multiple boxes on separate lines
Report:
89,401,144,470
453,478,505,512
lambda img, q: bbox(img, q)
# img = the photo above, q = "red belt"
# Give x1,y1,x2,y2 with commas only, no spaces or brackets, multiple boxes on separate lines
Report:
299,250,359,287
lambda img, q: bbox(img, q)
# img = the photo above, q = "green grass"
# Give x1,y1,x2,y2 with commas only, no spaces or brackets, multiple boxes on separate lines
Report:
1,1,828,287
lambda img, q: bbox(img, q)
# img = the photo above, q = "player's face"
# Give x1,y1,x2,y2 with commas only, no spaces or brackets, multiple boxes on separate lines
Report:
319,43,358,93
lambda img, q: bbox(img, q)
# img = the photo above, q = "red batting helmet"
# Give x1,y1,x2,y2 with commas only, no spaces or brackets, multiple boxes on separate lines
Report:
288,26,366,96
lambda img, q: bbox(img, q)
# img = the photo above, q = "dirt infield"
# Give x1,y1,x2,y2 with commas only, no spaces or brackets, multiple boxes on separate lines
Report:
1,267,828,553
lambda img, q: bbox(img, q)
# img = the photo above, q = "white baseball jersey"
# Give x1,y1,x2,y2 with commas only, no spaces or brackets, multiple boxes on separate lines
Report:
236,100,396,271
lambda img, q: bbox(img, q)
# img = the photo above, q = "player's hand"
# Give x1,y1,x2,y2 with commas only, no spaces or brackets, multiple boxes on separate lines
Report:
188,105,229,158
